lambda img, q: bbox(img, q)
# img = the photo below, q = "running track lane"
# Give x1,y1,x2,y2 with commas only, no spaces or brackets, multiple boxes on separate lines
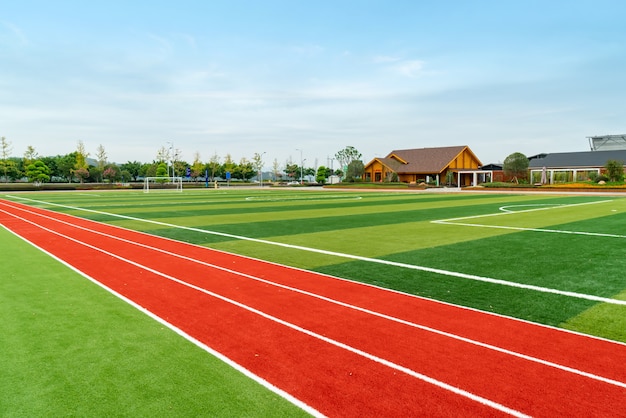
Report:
1,199,625,417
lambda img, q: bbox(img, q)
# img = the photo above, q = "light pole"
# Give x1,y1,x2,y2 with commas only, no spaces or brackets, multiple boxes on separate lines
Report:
259,151,266,188
166,141,173,178
296,148,303,184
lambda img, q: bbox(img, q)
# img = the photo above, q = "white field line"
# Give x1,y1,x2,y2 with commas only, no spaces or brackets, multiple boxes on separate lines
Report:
433,221,626,239
433,200,626,238
5,201,626,391
433,199,613,224
7,195,626,306
0,220,324,418
0,208,530,418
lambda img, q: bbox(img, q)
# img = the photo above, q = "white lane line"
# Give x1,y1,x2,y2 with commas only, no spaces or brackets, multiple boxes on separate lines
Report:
0,207,530,418
4,200,626,391
6,195,626,306
0,217,324,418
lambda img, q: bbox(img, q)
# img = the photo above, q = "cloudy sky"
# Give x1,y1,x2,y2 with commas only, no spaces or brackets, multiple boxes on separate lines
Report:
1,1,625,169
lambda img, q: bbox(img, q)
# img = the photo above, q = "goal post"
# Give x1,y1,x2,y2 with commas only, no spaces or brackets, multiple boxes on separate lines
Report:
143,176,183,193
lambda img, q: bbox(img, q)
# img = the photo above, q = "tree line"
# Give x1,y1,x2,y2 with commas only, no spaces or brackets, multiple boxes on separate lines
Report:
0,137,365,184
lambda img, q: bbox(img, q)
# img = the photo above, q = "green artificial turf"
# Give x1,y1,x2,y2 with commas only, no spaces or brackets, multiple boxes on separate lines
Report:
5,189,626,341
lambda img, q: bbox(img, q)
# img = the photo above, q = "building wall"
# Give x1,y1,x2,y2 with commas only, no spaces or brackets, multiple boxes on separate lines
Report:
364,160,390,182
364,147,483,184
449,151,481,170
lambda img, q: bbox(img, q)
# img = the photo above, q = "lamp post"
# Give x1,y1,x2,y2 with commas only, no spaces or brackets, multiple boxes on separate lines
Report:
166,141,173,178
296,148,303,184
259,151,266,188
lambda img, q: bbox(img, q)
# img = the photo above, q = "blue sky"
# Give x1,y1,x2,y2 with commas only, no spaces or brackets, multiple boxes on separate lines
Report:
1,1,625,169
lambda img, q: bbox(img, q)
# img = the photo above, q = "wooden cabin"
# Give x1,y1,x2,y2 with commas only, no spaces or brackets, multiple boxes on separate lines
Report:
363,145,485,186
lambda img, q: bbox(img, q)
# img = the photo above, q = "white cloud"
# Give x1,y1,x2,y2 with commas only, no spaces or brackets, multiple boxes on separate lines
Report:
393,60,425,77
373,55,426,77
1,21,29,46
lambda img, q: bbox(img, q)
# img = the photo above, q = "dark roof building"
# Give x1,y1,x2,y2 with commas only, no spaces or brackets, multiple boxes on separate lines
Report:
528,150,626,184
529,150,626,169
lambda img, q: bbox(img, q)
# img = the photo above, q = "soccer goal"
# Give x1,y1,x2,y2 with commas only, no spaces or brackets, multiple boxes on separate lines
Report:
143,176,183,193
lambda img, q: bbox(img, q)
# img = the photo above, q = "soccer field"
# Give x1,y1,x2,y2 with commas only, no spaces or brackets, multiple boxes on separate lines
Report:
2,188,626,416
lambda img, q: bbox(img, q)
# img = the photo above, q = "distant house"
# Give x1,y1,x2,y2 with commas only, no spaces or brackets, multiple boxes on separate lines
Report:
528,150,626,183
363,145,487,186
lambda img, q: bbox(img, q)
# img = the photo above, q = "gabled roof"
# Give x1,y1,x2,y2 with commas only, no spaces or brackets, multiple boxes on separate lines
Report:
480,163,503,171
376,157,405,172
528,150,626,169
385,146,475,174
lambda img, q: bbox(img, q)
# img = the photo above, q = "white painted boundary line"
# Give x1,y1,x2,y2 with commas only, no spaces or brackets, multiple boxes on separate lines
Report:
0,208,530,418
433,199,626,238
9,196,626,306
6,201,626,391
0,219,324,418
7,195,626,306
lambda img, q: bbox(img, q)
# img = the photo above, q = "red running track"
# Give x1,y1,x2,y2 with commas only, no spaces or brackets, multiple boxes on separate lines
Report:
1,199,625,417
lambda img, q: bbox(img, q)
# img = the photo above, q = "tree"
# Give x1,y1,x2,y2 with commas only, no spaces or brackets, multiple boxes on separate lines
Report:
252,152,265,182
74,140,89,183
75,140,89,169
26,160,51,184
120,169,131,183
102,165,120,182
155,163,168,177
74,167,90,183
335,146,362,173
503,152,529,181
190,151,204,181
605,160,625,182
40,156,59,180
0,159,19,182
21,146,38,180
95,144,107,182
284,162,299,181
1,136,12,182
272,158,281,182
222,154,235,179
141,162,158,178
207,153,221,181
304,166,316,181
57,153,77,182
233,157,254,181
120,161,142,181
345,160,365,182
316,166,328,184
173,158,188,178
88,167,102,183
156,146,169,164
23,145,38,167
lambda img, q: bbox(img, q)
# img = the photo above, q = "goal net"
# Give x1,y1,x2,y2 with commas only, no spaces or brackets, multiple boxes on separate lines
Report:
143,176,183,193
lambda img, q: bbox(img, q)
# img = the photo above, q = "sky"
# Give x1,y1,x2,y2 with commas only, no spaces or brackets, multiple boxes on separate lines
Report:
1,1,625,170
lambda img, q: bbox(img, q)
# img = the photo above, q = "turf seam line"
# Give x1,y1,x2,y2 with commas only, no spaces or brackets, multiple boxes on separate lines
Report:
0,209,531,418
6,201,626,391
8,195,626,306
